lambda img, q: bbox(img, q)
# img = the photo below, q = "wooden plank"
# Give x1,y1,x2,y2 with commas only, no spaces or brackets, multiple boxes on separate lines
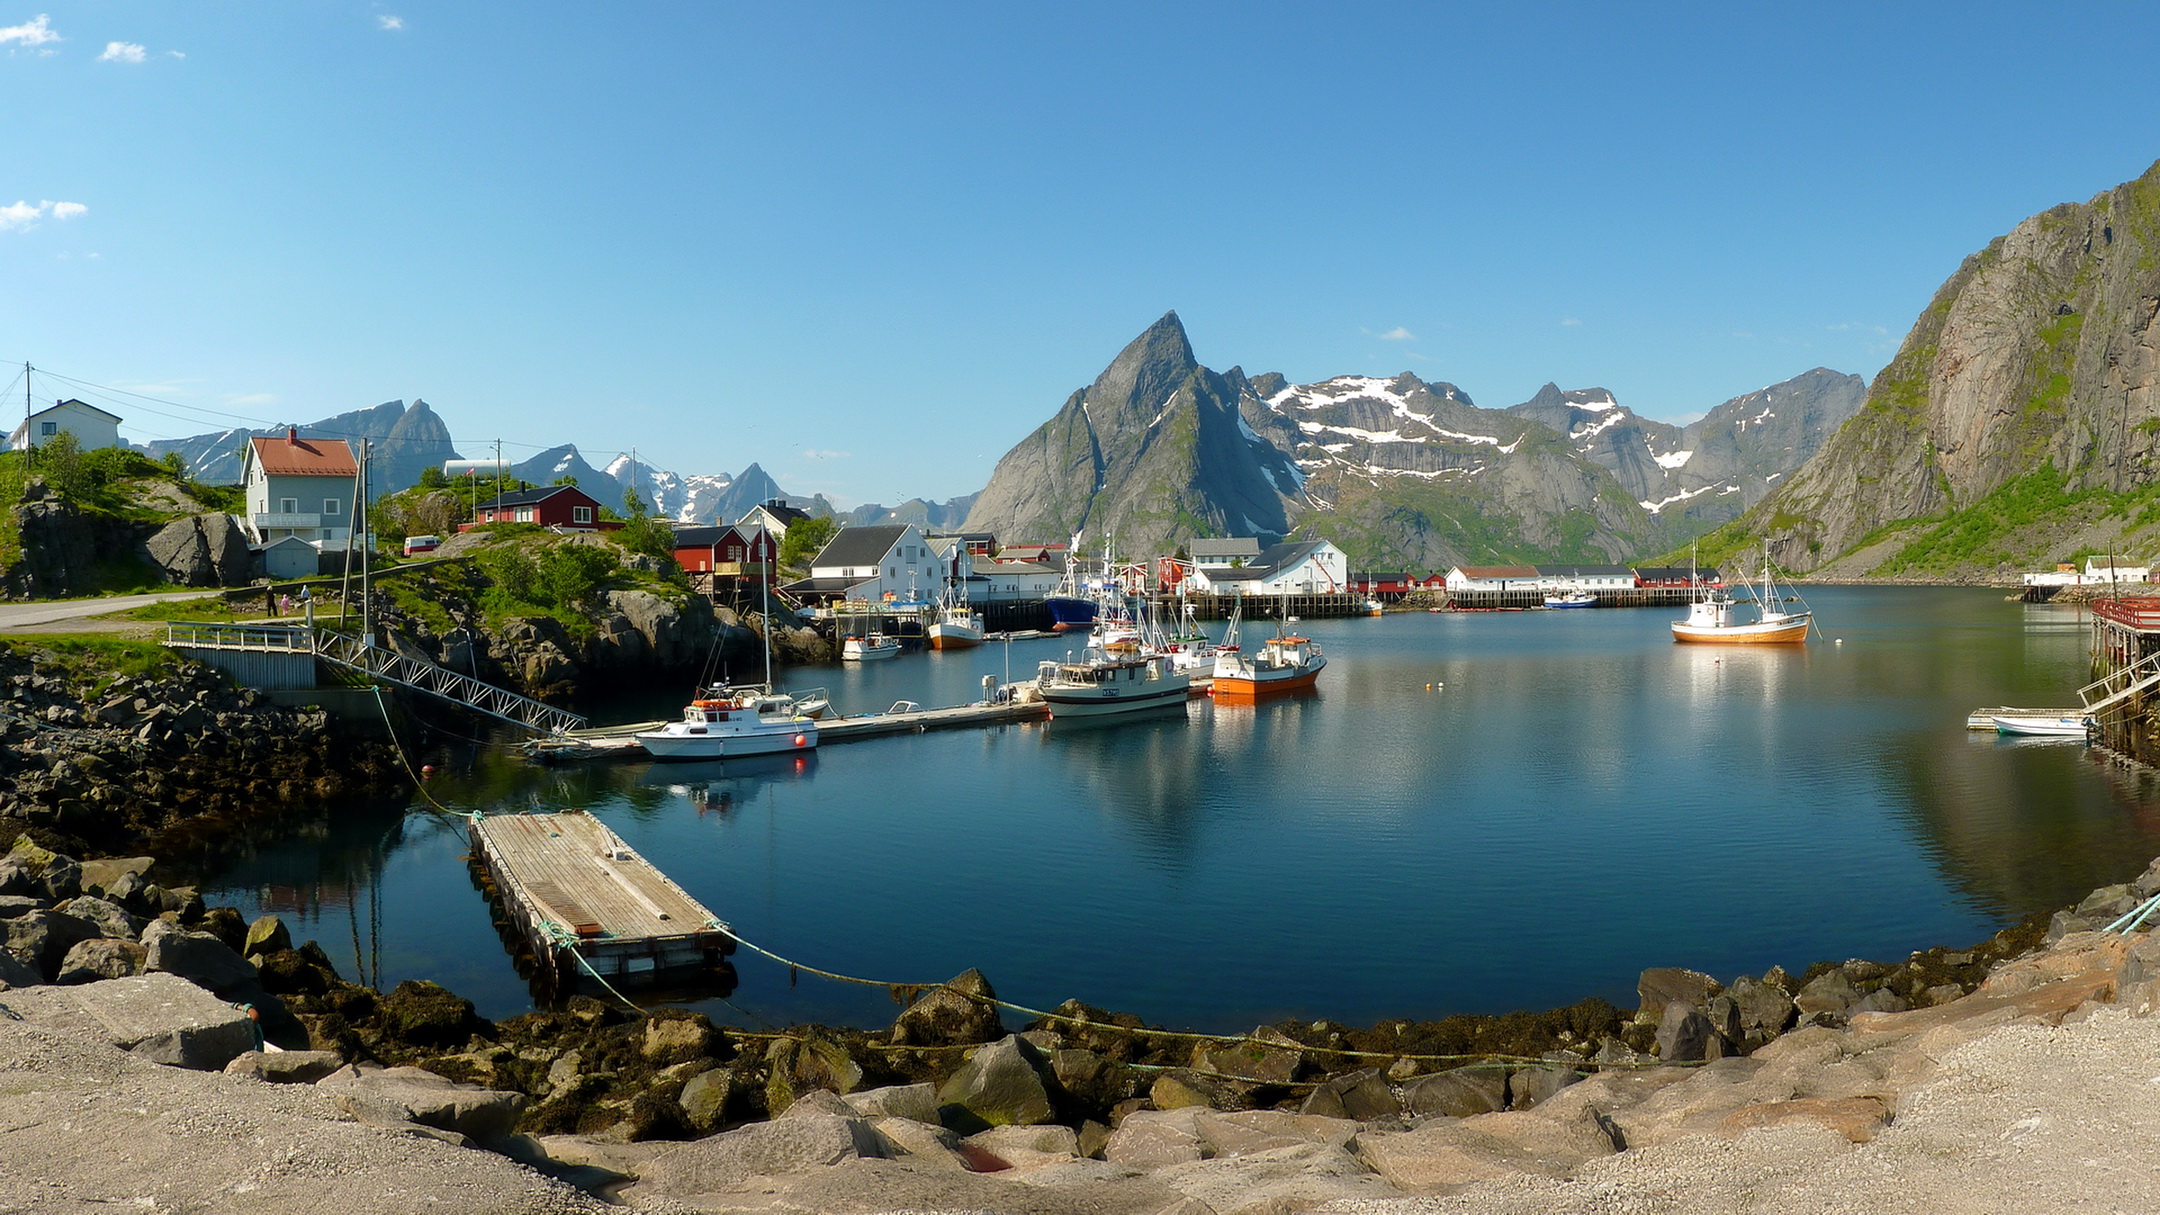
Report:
471,812,721,946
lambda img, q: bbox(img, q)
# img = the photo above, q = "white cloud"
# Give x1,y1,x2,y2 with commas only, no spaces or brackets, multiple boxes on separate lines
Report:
99,41,146,63
224,393,279,407
0,14,60,47
1560,317,1582,327
166,50,183,59
377,14,404,30
0,199,86,231
1377,326,1415,341
800,449,850,460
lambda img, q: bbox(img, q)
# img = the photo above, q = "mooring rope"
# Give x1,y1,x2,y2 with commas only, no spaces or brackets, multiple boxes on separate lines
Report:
718,928,1688,1072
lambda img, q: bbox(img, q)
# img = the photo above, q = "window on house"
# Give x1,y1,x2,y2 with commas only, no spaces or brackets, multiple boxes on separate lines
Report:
322,499,341,519
279,498,298,514
573,506,593,524
726,545,743,561
516,508,535,523
39,421,56,436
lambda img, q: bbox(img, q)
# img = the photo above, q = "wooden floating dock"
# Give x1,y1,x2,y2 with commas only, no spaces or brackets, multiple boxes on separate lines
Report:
820,695,1048,740
468,810,735,994
1966,707,2088,730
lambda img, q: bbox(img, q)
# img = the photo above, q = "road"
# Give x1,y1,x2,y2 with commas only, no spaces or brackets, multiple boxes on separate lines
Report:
0,589,226,633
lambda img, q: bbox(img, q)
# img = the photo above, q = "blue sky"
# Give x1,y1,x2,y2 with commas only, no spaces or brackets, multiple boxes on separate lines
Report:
4,4,2158,508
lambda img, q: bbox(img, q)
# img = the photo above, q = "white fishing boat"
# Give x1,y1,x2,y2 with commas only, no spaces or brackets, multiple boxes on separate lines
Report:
1544,591,1597,609
1037,647,1191,717
842,633,900,661
925,579,983,650
1671,540,1812,644
636,688,819,760
1211,601,1326,698
1363,597,1386,617
1990,714,2092,738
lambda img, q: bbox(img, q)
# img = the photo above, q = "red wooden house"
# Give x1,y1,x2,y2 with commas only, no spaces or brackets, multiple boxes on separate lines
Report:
465,485,618,531
671,524,776,577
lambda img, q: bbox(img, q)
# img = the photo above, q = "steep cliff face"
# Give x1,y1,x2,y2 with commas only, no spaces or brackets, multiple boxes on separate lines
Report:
962,312,1301,552
1725,160,2160,576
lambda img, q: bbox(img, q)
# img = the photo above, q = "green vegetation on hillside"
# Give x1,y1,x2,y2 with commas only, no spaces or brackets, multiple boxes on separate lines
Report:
1870,466,2160,576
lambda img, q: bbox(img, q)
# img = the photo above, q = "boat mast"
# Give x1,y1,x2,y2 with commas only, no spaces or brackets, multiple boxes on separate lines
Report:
761,527,773,691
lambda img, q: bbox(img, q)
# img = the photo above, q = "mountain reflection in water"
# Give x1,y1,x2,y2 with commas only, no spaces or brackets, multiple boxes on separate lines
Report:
196,587,2160,1032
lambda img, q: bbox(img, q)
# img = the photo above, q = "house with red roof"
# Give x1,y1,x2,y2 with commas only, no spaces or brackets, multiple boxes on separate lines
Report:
241,428,359,556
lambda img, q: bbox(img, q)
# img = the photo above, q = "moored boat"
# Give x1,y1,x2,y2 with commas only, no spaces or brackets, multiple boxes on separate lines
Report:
1671,541,1812,644
1544,591,1597,609
1037,648,1191,717
926,583,984,650
1991,714,2092,737
636,689,819,759
1211,603,1326,698
842,633,900,661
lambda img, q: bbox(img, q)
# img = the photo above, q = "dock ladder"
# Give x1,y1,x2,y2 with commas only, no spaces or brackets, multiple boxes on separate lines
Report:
165,622,586,735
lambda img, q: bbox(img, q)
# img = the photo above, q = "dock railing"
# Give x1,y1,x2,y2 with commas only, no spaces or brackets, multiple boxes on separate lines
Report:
166,622,587,736
2091,597,2160,631
2079,647,2160,716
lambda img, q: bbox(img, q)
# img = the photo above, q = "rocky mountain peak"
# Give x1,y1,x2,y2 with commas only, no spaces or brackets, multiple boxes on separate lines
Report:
1087,311,1198,414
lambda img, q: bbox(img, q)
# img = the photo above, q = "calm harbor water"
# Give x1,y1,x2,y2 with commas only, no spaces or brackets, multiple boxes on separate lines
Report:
197,587,2160,1034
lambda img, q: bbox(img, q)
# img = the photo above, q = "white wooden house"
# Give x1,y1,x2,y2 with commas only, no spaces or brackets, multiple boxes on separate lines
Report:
780,523,943,605
1444,565,1542,593
8,399,122,452
1189,539,1347,595
240,428,359,553
1533,564,1637,592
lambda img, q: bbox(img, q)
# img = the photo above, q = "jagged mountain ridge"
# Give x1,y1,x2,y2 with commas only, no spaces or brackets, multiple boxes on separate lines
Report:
966,312,1859,568
1713,159,2160,577
963,312,1304,550
143,400,459,494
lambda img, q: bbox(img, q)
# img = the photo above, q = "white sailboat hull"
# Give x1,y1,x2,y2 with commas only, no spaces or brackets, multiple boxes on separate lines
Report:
637,721,818,759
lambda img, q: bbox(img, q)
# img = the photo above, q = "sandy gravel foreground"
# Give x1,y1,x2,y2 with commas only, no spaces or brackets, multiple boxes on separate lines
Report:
1319,1007,2160,1215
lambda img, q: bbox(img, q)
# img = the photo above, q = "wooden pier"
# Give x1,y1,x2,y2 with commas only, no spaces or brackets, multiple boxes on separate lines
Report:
468,810,735,994
1442,588,1702,611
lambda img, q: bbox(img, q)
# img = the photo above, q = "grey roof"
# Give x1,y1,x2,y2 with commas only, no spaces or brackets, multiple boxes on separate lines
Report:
812,525,908,569
673,525,744,548
1190,537,1262,558
1533,564,1634,577
477,485,593,510
779,576,869,596
982,561,1056,576
746,500,813,526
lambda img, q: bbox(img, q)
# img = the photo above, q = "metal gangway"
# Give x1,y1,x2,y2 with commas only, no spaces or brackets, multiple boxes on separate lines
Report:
164,622,586,735
2078,647,2160,717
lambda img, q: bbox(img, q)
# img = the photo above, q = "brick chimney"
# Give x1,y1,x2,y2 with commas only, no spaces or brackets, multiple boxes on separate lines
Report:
287,426,297,444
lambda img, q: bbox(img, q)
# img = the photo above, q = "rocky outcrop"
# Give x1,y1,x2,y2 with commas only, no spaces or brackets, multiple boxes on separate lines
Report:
3,480,158,598
0,644,406,856
141,512,254,587
1725,158,2160,577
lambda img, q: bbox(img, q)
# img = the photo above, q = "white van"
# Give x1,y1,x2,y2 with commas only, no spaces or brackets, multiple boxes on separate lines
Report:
403,535,442,557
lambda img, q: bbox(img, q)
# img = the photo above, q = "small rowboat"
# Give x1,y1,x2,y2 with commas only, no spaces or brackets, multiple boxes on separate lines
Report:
1990,714,2091,737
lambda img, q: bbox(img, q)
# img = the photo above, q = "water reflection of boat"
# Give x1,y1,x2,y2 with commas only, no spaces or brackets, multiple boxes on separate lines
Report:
638,750,817,812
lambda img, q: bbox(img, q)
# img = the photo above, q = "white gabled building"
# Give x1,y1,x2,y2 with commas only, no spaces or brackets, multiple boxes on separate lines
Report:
780,523,944,606
1444,565,1542,593
240,428,360,553
8,398,122,453
1533,564,1637,592
1188,539,1348,596
1188,537,1263,570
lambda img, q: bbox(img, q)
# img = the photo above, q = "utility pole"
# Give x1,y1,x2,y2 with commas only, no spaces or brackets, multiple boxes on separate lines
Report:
22,363,31,469
494,438,503,501
360,440,373,640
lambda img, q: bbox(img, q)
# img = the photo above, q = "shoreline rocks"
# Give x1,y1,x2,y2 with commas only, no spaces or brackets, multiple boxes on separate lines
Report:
8,831,2160,1210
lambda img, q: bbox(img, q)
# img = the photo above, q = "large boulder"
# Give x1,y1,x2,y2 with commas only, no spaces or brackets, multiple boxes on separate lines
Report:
242,914,292,960
142,919,257,994
1402,1065,1507,1118
1655,1002,1722,1062
889,968,1004,1047
223,1049,344,1084
1300,1067,1399,1122
198,511,255,584
56,895,141,943
0,947,41,989
935,1035,1055,1131
843,1083,940,1124
635,1108,888,1198
1155,1141,1398,1211
56,937,148,984
142,516,219,586
6,909,102,980
1637,967,1721,1025
2,972,258,1069
320,1065,529,1140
